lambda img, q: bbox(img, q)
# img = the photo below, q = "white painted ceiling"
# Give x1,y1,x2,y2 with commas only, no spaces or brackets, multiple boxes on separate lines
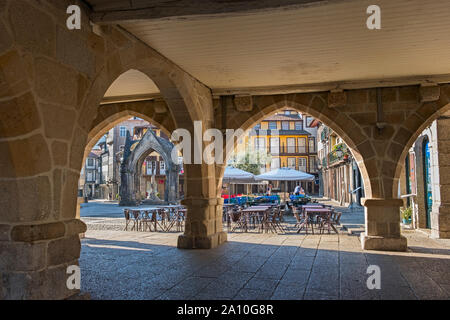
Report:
104,69,160,98
104,0,450,98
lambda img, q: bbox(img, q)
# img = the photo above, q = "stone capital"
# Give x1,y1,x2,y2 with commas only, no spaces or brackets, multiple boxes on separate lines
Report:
362,198,404,207
420,84,440,102
328,89,347,108
234,95,253,112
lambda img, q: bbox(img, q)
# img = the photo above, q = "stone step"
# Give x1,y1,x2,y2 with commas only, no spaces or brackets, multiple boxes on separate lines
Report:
340,223,365,235
347,227,365,235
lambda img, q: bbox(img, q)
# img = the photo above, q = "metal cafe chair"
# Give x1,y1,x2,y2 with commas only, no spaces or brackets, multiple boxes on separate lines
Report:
131,210,142,231
123,209,132,231
141,210,153,232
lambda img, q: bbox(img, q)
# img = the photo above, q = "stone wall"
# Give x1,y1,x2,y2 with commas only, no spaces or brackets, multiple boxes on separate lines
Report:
0,0,214,298
432,116,450,238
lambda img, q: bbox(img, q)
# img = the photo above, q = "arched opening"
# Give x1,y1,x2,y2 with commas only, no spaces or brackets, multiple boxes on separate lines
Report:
395,103,450,238
219,102,368,239
220,101,370,203
75,66,194,298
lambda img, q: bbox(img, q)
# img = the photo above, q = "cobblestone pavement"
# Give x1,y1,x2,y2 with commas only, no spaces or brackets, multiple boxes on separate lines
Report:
80,226,450,300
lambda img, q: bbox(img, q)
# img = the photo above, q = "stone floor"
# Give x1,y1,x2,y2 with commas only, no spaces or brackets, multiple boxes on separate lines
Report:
80,227,450,300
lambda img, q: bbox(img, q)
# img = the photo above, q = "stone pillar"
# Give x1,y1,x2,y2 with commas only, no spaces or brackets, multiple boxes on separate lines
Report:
431,117,450,238
360,198,407,251
165,166,179,203
178,197,227,249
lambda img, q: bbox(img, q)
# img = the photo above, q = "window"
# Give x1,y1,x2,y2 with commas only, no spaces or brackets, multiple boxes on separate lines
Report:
87,172,93,182
254,123,261,130
298,158,307,172
309,138,316,153
288,158,296,169
254,137,266,153
295,121,303,131
310,156,318,172
87,158,94,167
281,121,290,130
305,116,314,127
298,137,306,153
271,158,280,169
146,161,152,175
268,122,277,130
270,138,279,155
160,161,166,175
119,126,127,137
287,138,295,153
284,110,290,115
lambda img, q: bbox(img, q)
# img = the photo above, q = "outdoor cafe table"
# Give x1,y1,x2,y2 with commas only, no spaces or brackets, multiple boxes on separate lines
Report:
300,204,324,208
131,206,185,232
296,208,334,234
239,207,271,232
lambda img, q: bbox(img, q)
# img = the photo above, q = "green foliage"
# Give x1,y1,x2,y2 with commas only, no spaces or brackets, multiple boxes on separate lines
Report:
229,150,271,176
401,206,412,220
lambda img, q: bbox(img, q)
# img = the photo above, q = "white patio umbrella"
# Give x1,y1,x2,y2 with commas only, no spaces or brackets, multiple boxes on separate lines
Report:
255,167,315,201
223,166,255,183
222,167,255,201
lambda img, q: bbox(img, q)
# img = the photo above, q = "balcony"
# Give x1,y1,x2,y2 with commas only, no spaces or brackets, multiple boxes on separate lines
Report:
328,143,350,166
320,127,329,141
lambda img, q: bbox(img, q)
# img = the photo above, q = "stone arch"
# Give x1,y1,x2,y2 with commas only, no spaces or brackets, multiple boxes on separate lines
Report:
84,100,175,162
215,94,373,198
120,129,179,205
391,85,450,198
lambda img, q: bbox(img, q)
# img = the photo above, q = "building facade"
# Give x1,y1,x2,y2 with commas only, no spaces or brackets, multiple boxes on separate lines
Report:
230,109,319,194
399,114,450,238
78,150,101,199
316,123,364,206
80,118,182,201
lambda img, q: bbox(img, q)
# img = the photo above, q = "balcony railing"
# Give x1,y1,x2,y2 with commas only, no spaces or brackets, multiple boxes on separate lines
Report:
328,143,350,166
277,146,312,154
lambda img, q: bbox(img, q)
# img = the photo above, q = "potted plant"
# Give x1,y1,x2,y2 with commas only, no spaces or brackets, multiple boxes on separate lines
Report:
401,206,412,224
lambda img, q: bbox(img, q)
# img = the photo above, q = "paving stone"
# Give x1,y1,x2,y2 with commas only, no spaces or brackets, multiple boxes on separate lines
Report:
245,278,279,291
270,283,306,300
254,263,288,280
77,209,450,300
234,288,273,300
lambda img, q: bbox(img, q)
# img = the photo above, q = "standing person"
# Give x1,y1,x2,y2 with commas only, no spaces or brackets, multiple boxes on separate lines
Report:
267,184,272,196
294,184,301,195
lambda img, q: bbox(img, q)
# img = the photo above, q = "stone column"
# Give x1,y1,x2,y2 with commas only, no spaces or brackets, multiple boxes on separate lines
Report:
165,166,179,203
360,198,407,251
177,164,227,249
178,197,227,249
431,117,450,238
